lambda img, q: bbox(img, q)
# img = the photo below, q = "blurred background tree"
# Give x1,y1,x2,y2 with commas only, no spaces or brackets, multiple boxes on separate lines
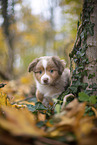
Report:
0,0,82,80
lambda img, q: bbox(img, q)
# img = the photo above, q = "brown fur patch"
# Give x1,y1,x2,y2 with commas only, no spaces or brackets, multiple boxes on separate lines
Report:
36,89,44,102
28,58,39,72
33,60,45,84
52,56,65,75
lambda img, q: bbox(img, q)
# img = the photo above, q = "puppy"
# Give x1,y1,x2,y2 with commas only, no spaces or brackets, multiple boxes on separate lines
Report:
28,56,70,107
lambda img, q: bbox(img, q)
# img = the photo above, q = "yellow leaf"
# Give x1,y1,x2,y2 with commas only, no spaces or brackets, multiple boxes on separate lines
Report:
75,116,94,140
80,122,93,135
49,130,61,137
0,92,11,106
0,106,46,137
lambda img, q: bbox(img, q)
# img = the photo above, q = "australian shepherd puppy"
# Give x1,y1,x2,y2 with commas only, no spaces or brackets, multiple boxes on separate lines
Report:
28,56,70,107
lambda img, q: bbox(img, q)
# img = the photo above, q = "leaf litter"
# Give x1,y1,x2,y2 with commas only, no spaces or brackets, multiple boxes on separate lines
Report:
0,75,97,145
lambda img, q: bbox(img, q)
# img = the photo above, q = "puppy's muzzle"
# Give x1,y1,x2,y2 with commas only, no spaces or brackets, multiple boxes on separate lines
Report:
43,78,48,84
41,73,50,85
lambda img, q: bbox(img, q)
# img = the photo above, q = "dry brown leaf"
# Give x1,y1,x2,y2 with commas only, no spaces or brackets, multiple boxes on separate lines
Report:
55,116,75,128
47,99,96,140
2,74,35,104
38,112,46,122
65,99,86,118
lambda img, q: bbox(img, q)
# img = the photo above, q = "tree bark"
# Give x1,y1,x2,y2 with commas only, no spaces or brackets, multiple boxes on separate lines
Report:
69,0,97,96
83,0,97,95
1,0,15,80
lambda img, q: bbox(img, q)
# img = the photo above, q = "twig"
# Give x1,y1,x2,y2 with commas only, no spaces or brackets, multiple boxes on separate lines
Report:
11,96,35,105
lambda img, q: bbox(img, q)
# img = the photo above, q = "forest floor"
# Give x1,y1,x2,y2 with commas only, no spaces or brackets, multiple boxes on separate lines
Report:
0,74,97,145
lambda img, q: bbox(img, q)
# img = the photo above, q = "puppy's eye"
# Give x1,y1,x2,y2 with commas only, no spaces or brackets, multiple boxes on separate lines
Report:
50,70,54,73
39,70,42,74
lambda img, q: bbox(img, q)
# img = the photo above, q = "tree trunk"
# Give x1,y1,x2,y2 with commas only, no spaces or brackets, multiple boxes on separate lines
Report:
69,0,97,96
1,0,15,80
83,0,97,95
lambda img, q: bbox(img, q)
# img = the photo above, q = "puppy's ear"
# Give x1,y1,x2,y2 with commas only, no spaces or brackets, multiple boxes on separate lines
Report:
52,56,65,75
28,58,39,72
61,59,66,68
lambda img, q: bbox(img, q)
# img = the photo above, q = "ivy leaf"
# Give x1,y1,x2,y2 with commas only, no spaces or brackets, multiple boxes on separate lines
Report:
80,83,88,90
89,83,97,90
80,31,85,39
78,92,89,102
84,90,93,96
35,102,47,110
88,73,95,79
69,86,78,94
27,102,48,113
55,104,61,113
89,96,97,104
26,104,36,112
36,121,47,128
27,97,37,103
88,23,95,36
85,106,95,116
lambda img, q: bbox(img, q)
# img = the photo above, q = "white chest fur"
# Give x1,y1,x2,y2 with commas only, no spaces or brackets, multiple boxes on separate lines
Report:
36,80,62,98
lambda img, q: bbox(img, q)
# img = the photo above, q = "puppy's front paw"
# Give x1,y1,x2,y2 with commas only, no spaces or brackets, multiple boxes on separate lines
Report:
36,89,44,102
42,98,54,108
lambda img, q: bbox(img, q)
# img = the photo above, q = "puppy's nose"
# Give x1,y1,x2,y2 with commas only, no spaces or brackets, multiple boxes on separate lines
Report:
43,78,48,83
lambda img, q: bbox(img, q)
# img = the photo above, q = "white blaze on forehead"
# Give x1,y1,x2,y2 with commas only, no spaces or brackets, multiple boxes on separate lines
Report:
42,59,47,69
41,58,50,84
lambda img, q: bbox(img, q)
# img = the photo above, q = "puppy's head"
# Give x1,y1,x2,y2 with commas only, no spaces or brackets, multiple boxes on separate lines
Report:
28,56,66,85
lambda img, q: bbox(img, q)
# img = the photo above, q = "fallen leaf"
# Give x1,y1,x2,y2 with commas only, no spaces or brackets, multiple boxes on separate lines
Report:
0,92,10,106
0,106,46,137
38,112,46,121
